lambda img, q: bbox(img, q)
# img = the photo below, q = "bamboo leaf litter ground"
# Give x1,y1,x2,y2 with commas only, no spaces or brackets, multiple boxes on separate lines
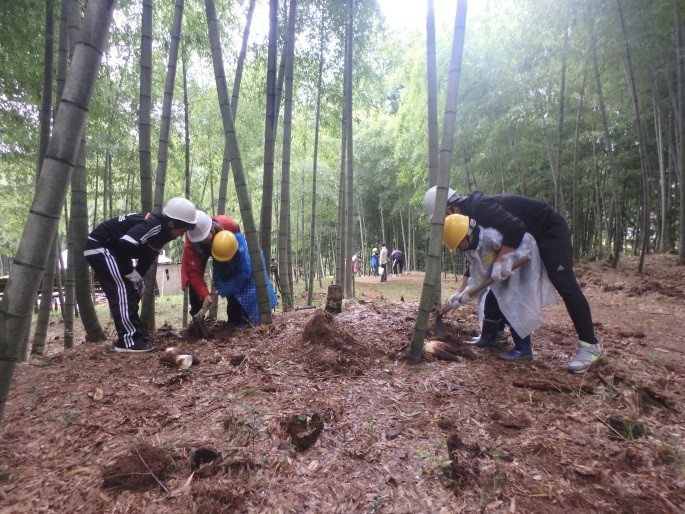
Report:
0,254,683,512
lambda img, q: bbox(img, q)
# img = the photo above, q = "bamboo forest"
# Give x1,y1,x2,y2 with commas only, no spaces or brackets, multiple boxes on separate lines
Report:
0,0,683,511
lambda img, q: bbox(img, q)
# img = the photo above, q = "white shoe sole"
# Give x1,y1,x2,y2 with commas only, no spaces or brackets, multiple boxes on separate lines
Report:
114,346,153,353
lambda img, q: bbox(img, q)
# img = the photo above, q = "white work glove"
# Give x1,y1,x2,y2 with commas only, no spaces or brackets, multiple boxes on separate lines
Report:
449,289,472,309
491,255,515,282
202,294,213,310
125,270,145,297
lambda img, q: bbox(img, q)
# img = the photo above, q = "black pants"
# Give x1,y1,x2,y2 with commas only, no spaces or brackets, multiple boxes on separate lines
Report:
189,287,248,325
188,286,204,317
537,222,596,344
226,296,249,325
393,260,404,275
482,291,528,345
484,221,597,345
380,262,388,281
84,246,145,349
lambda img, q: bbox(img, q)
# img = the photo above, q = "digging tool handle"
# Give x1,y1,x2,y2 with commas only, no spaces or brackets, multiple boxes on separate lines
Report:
437,255,531,317
196,292,219,319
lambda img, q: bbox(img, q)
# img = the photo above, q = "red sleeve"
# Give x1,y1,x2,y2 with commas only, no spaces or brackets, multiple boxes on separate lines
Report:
214,214,240,233
181,237,210,299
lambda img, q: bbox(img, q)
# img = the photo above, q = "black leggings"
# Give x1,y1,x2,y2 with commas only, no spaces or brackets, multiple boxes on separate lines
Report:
483,222,596,344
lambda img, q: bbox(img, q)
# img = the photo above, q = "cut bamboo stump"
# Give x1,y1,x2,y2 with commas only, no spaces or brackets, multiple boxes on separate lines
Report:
325,284,343,314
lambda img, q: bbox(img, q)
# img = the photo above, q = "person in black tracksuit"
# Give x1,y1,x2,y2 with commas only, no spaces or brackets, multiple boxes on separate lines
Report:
391,248,404,275
84,198,196,353
445,190,602,373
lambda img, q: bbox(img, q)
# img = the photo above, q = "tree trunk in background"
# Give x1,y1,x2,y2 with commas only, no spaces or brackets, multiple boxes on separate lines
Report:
205,0,272,323
0,0,116,426
72,134,106,342
426,0,439,188
590,133,608,257
426,0,442,304
260,0,278,260
590,32,622,267
68,0,105,344
343,0,354,298
306,12,323,306
653,76,669,253
59,0,81,352
182,44,191,328
32,249,59,355
278,0,297,310
37,0,54,179
409,0,467,363
553,4,569,215
335,35,348,287
141,0,184,332
617,0,650,273
571,56,588,260
678,2,685,266
139,0,153,213
31,0,56,356
209,0,256,318
217,0,255,216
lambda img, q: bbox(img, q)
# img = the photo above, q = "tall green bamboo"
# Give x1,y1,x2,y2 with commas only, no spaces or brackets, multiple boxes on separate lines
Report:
139,0,153,213
260,0,279,260
140,0,185,332
277,0,298,310
307,0,325,307
343,0,354,298
409,0,468,363
0,0,116,426
677,1,685,266
205,0,272,323
426,0,441,306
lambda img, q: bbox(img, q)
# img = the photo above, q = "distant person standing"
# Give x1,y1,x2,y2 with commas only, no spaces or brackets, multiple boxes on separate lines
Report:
351,252,359,275
391,247,404,275
379,243,389,282
370,247,379,276
85,198,197,352
270,258,280,288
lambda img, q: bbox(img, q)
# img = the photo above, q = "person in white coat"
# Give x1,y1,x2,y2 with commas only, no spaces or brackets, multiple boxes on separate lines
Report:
378,243,389,282
443,214,559,361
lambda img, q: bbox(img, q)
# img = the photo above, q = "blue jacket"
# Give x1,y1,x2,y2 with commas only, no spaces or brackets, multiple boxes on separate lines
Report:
212,233,277,323
370,252,379,267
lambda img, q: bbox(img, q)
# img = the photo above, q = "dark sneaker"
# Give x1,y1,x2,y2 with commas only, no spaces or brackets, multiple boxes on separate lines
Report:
498,348,533,361
114,340,154,353
568,341,603,373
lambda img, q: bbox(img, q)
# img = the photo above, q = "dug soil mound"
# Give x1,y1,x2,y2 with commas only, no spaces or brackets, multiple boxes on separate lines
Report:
0,254,683,512
298,309,383,376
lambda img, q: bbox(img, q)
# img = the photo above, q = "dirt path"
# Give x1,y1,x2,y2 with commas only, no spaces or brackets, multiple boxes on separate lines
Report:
0,254,683,512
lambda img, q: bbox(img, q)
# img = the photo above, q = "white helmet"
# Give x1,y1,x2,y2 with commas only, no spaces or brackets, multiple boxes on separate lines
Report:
187,211,212,242
423,186,455,216
163,197,197,226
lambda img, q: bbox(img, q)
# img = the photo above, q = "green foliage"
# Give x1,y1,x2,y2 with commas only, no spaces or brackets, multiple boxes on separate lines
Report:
0,0,680,263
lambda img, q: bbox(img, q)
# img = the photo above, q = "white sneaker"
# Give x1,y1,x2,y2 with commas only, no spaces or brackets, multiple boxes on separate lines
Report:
568,341,603,373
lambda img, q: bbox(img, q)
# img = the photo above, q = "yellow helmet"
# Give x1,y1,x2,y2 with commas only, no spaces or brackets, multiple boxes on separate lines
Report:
372,247,378,253
211,231,238,262
442,214,470,250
